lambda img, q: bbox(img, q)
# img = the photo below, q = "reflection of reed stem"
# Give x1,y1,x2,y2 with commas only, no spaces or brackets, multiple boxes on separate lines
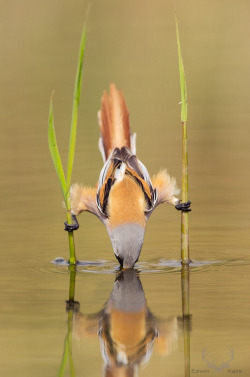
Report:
57,338,68,377
67,309,76,377
58,269,77,377
181,265,191,377
181,265,190,315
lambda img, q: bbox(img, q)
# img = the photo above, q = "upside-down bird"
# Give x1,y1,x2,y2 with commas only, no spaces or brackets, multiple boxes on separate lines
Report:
70,269,179,376
65,83,191,268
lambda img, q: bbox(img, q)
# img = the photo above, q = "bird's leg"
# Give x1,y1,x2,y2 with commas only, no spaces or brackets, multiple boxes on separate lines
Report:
64,214,79,232
175,200,191,212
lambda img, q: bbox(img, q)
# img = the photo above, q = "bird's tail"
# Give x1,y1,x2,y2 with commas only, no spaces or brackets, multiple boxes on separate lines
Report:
98,83,136,163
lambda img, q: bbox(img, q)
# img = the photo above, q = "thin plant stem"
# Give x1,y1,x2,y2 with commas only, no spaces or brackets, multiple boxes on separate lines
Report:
67,269,77,377
181,265,190,317
67,306,76,377
66,197,77,265
48,13,89,265
181,265,191,377
68,267,77,301
58,336,69,377
176,17,190,265
181,121,189,264
48,98,77,265
57,269,77,377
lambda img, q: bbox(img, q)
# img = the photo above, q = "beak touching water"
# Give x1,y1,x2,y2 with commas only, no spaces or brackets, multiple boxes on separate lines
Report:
108,223,145,268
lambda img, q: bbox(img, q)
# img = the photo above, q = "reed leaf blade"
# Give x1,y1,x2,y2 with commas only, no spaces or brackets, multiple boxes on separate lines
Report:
48,98,67,201
176,17,188,123
66,25,87,192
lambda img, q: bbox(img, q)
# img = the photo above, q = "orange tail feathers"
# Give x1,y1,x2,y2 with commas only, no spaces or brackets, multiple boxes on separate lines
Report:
98,83,136,162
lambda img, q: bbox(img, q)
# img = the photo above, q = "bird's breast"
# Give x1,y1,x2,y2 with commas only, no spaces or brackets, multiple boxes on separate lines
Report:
107,176,147,228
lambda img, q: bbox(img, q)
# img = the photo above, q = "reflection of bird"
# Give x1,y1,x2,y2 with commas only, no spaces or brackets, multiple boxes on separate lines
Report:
65,84,191,268
72,270,178,377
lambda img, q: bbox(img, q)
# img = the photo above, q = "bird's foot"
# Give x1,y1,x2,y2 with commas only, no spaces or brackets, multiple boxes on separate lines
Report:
175,200,191,212
66,300,80,312
64,214,79,232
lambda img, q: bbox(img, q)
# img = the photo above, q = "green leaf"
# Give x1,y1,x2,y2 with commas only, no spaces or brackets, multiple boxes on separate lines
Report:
176,17,188,122
66,22,88,192
48,96,67,202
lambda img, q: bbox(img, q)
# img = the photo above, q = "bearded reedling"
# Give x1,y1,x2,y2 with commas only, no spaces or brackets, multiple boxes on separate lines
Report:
65,84,191,268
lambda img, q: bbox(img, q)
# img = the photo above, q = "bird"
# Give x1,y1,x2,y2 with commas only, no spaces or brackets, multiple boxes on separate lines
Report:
65,83,191,268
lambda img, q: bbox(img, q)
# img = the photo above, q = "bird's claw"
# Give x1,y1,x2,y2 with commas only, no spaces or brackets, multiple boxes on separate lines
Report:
175,200,192,212
64,214,79,232
66,300,80,312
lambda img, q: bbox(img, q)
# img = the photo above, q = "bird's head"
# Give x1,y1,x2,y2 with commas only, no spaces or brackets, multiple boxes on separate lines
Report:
108,223,145,269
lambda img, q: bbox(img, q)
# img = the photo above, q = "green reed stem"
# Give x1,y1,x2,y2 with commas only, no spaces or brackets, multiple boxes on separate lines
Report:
48,16,88,265
181,121,189,264
181,265,191,377
176,17,190,265
67,269,77,377
49,98,77,265
68,266,77,301
58,337,69,377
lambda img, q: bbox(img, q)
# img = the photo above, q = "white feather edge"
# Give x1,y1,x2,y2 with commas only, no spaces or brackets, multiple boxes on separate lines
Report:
130,132,136,154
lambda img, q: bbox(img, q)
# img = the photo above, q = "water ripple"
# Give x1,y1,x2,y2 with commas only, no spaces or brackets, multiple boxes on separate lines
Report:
38,256,250,276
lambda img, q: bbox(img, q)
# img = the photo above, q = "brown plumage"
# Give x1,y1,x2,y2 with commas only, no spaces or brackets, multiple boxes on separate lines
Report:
69,83,182,268
98,83,131,160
